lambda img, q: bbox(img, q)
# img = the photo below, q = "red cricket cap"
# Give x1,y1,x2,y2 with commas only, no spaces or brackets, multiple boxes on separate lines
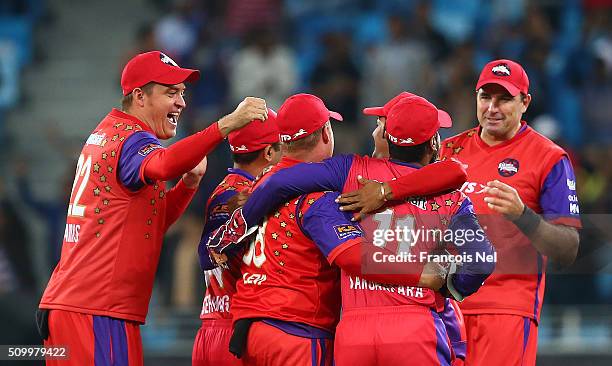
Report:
476,59,529,96
363,91,452,127
228,108,280,154
386,96,452,146
120,51,200,96
276,93,343,142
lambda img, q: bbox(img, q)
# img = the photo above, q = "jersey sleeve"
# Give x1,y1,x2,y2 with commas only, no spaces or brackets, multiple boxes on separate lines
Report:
198,190,238,271
448,198,496,297
242,154,355,226
386,158,467,199
300,191,363,264
539,157,581,228
118,131,163,191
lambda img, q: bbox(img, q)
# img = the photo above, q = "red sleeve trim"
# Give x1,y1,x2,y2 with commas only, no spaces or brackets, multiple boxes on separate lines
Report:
327,237,362,264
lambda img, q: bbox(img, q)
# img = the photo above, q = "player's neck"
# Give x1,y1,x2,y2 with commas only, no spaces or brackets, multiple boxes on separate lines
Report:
285,151,325,163
124,108,153,131
480,122,521,146
234,161,268,178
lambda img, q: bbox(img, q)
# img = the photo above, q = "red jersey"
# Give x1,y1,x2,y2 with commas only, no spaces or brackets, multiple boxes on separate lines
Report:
40,109,204,323
340,156,466,311
230,157,360,332
440,123,581,321
199,170,253,320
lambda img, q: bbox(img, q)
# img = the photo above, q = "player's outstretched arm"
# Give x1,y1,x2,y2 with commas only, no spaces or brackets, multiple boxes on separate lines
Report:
241,154,354,226
164,157,207,230
142,97,267,183
333,243,446,290
337,159,467,219
303,191,445,290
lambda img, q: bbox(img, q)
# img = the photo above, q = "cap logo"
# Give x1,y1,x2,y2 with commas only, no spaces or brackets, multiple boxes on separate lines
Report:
230,145,248,152
498,158,519,177
280,134,292,142
387,132,414,145
159,52,178,67
492,63,511,76
293,129,307,139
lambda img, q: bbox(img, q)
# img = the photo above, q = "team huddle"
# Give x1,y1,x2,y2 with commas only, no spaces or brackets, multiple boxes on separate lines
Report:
37,51,581,366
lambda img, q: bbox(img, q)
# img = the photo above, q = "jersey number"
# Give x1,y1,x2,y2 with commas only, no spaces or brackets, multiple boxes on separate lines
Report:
67,154,92,217
372,208,416,255
243,220,267,267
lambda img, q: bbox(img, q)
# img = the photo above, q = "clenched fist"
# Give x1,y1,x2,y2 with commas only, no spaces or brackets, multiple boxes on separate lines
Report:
218,97,268,137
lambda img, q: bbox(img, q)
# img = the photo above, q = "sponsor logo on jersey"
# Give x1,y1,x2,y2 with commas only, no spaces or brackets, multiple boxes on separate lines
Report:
498,158,519,177
86,132,106,146
138,143,163,157
159,52,178,67
334,224,362,240
210,203,229,217
460,181,487,194
492,63,511,76
569,202,580,214
567,179,576,191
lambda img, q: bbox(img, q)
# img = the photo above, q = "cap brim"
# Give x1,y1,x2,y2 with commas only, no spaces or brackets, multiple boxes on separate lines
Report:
329,110,343,121
437,110,452,128
154,67,201,85
476,79,520,96
362,106,385,116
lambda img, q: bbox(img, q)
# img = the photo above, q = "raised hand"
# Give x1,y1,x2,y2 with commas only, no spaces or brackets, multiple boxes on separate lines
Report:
218,97,268,136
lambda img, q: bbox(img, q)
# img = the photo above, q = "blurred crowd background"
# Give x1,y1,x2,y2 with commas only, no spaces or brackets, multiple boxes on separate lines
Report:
0,0,610,364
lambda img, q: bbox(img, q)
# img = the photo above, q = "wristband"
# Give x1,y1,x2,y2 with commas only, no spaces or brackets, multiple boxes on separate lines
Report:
512,205,542,237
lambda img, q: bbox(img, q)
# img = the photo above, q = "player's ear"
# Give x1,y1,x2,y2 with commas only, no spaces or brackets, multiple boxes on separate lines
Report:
321,122,331,144
521,93,532,113
263,145,273,162
132,88,145,107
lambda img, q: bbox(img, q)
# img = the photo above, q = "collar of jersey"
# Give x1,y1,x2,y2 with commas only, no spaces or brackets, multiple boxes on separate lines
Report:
389,159,422,169
475,120,532,151
109,108,155,134
227,168,255,181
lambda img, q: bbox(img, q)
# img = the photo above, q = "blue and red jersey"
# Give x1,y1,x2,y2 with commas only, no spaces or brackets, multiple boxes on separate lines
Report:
198,169,253,320
440,122,581,322
40,109,215,323
239,154,495,311
230,157,363,334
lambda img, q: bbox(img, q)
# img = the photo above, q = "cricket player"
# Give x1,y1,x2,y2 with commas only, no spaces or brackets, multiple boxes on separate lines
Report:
211,95,496,365
192,109,281,366
328,59,582,365
37,51,267,366
364,92,468,366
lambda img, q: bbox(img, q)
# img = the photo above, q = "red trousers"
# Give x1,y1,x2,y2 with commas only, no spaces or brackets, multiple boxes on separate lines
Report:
43,309,143,366
463,314,537,366
334,306,452,366
192,319,242,366
242,321,333,366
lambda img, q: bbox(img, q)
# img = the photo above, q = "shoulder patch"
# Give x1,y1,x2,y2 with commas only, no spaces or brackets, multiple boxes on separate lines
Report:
138,143,163,157
334,224,362,240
